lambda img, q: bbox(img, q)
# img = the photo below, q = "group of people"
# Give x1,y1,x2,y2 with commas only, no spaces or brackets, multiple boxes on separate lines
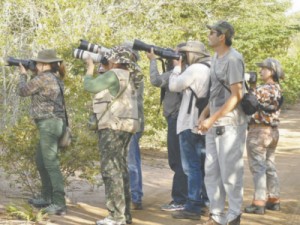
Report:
16,20,284,225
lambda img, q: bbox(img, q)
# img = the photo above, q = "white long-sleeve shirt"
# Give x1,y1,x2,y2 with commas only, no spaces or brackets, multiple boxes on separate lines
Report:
169,63,210,134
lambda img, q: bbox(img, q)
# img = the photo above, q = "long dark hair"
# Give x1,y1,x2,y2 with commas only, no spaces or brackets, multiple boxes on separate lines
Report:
50,62,66,79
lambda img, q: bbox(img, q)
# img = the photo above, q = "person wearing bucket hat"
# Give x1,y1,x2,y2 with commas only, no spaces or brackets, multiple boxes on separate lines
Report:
146,42,188,213
168,40,211,221
244,58,284,215
198,21,247,225
83,45,139,225
17,49,67,215
120,41,145,212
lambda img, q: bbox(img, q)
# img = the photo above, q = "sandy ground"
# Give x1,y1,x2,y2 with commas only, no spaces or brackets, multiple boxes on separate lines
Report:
1,102,300,225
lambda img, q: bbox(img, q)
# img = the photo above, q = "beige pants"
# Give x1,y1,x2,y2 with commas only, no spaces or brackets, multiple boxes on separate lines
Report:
246,125,280,201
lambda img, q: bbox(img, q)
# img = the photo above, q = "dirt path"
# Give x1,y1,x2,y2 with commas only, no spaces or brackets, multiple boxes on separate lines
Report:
1,102,300,225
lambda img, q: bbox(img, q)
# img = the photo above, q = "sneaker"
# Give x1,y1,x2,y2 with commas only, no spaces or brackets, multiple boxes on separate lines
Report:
172,210,200,220
266,202,280,211
28,197,51,208
201,205,210,216
132,202,143,210
42,204,67,215
244,204,265,214
197,217,221,225
228,214,241,225
125,213,132,224
161,201,184,211
96,217,125,225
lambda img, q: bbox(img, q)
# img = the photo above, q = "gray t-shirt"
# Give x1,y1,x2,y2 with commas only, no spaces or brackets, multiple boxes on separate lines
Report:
149,59,181,118
210,48,247,126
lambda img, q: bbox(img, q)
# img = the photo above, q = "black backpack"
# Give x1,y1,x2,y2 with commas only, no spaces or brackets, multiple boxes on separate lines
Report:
187,62,211,116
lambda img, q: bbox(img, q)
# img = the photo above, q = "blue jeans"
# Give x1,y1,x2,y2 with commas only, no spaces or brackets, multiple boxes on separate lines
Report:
167,116,187,205
127,132,143,204
179,129,206,214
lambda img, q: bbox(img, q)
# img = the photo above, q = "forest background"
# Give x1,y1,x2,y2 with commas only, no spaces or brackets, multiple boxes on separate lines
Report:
0,0,300,194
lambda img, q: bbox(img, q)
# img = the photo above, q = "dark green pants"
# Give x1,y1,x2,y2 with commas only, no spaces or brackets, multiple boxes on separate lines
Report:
35,117,66,206
98,129,132,224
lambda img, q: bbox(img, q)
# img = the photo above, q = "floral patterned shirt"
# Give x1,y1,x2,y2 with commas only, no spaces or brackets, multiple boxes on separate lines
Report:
18,71,65,120
250,83,282,127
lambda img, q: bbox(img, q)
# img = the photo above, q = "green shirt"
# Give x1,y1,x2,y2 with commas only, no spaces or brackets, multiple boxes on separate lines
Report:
83,71,120,97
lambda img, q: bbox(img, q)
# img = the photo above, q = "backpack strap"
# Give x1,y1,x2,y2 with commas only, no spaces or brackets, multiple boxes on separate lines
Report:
187,62,211,114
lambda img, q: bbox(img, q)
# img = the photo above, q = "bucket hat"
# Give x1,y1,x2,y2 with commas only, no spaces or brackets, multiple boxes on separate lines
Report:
178,40,210,56
104,46,133,64
120,41,140,62
31,49,63,63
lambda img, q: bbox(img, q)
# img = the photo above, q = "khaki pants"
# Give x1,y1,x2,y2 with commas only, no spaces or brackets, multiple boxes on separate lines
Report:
246,125,280,201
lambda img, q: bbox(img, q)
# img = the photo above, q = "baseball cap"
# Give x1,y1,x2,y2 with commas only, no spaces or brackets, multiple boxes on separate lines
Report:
256,58,284,79
206,20,235,40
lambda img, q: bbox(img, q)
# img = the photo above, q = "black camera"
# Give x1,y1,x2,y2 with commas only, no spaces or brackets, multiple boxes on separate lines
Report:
246,71,257,84
133,39,181,60
6,57,36,70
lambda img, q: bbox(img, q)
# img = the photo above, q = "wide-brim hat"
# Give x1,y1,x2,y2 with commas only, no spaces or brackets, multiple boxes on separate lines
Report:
179,40,210,56
256,58,284,79
31,49,63,63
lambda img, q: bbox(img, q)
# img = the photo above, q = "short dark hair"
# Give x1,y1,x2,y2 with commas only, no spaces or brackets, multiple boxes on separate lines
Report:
216,30,232,46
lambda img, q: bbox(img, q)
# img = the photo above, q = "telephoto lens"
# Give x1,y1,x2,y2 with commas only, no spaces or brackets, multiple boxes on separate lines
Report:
78,39,110,54
6,57,36,70
73,49,103,63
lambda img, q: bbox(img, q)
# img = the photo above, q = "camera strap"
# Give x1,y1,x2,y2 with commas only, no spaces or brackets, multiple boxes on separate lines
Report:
213,62,248,94
49,73,69,127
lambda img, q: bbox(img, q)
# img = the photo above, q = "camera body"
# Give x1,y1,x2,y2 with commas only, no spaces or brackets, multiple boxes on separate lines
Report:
245,71,257,84
133,39,181,60
6,57,36,70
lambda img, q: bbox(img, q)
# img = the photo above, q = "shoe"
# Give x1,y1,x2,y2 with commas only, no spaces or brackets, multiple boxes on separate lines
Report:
172,210,200,220
28,197,51,208
96,218,125,225
125,214,132,224
161,201,184,211
197,217,222,225
244,204,265,214
42,204,67,215
132,202,143,210
201,205,210,216
227,214,241,225
266,202,280,211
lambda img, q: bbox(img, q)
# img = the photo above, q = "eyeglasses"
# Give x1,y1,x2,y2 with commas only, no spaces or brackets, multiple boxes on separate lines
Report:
209,30,218,35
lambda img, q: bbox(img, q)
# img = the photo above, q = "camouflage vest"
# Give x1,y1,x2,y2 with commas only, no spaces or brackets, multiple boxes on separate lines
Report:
93,68,138,133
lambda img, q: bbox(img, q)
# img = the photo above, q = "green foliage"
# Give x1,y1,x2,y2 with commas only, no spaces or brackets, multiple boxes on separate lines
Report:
5,203,46,222
1,0,300,193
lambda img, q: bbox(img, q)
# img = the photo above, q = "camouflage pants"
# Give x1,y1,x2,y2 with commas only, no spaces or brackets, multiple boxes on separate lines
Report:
246,125,280,201
98,129,132,223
